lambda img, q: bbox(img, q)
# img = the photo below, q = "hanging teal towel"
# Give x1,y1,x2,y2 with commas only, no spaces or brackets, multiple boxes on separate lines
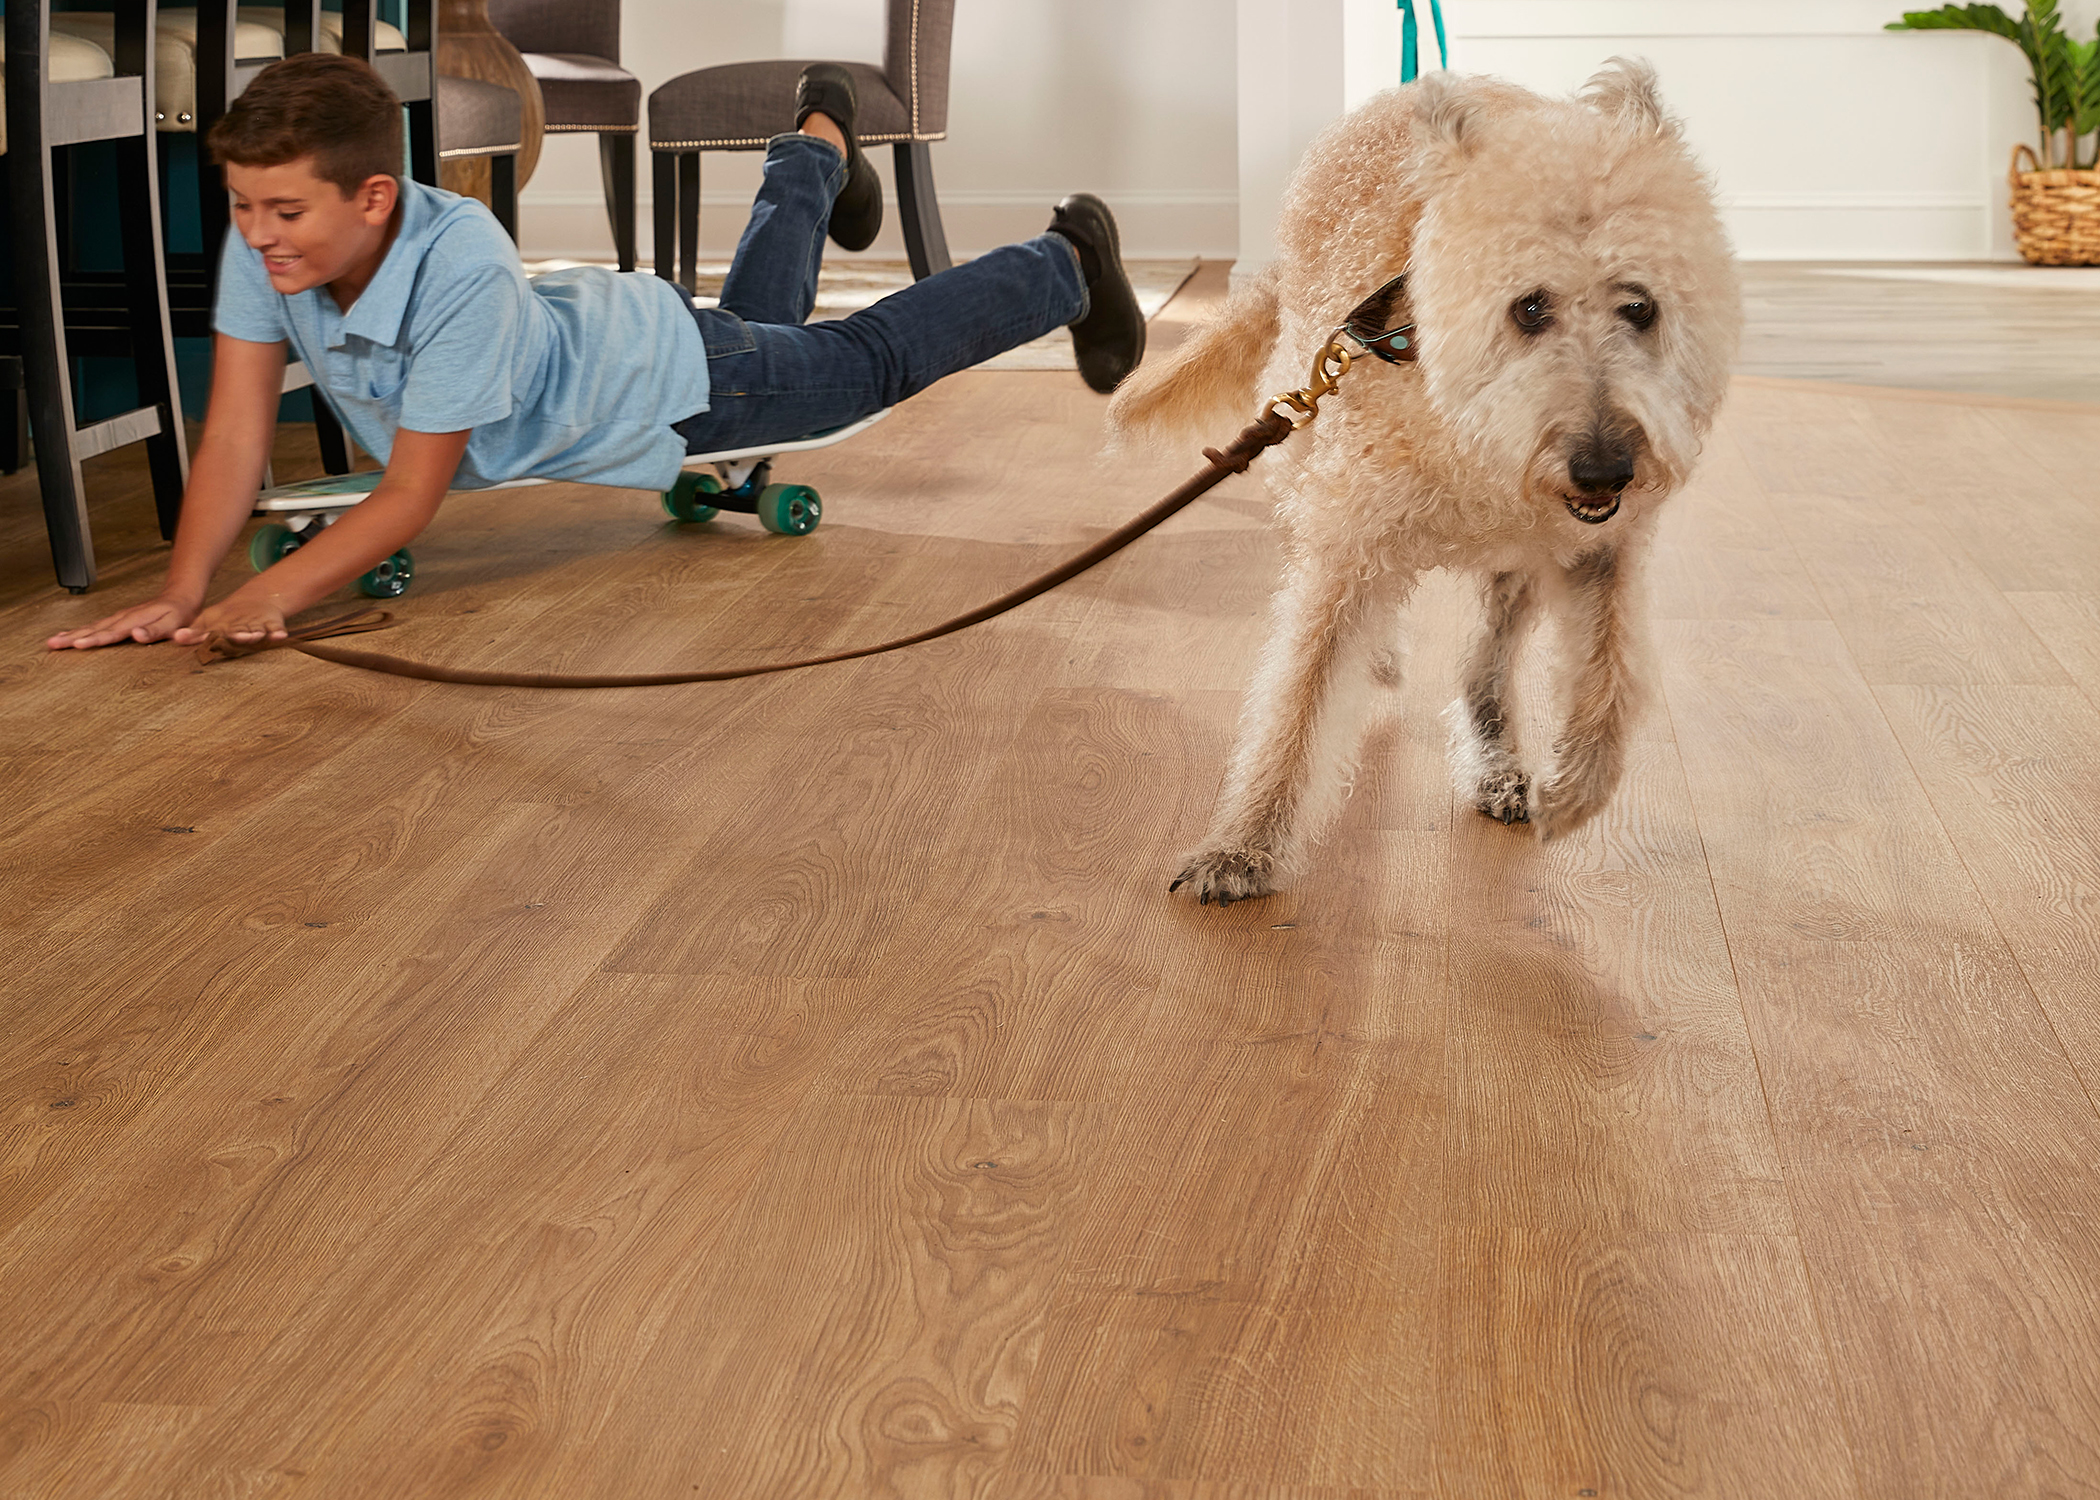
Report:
1399,0,1449,83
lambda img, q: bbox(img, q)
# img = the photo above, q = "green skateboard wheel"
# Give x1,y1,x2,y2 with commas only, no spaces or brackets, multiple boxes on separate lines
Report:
662,471,722,523
755,482,820,536
249,523,301,571
358,550,415,599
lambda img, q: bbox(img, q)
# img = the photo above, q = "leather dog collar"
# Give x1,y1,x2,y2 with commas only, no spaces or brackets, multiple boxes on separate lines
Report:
1342,274,1417,363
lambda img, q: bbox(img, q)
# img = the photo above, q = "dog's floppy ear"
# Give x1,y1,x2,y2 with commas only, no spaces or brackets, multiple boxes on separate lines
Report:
1580,56,1672,135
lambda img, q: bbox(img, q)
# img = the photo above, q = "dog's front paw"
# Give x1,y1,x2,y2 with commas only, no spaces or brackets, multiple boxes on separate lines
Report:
1473,768,1532,826
1529,773,1608,842
1169,847,1278,907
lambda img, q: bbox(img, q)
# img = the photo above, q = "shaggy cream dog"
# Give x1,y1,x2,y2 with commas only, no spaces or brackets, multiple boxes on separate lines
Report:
1112,61,1742,905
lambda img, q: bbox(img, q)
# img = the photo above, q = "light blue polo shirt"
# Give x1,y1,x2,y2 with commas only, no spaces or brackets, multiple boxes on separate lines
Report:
213,179,711,491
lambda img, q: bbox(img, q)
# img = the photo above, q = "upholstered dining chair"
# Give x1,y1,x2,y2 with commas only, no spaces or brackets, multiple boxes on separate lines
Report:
437,73,522,239
647,0,955,292
484,0,638,271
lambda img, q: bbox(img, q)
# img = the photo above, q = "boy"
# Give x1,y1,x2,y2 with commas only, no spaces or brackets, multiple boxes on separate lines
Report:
48,53,1142,652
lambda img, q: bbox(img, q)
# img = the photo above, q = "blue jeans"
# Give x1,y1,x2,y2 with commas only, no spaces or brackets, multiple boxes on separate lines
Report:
670,134,1088,454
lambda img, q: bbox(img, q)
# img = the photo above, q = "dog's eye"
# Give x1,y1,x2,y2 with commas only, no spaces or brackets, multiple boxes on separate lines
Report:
1620,297,1658,330
1510,292,1553,335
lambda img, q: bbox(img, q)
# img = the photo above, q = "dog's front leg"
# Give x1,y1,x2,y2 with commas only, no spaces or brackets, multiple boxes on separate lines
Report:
1448,570,1540,825
1533,545,1643,841
1173,559,1380,905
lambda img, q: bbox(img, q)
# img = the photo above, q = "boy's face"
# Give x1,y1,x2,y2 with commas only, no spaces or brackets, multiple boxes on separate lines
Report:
226,157,397,302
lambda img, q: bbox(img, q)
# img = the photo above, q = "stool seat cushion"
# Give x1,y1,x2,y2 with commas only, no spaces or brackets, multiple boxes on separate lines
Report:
522,51,639,133
49,9,406,133
649,59,938,151
438,74,522,158
0,31,117,155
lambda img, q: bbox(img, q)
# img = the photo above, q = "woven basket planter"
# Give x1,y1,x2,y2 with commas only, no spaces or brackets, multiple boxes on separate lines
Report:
2009,144,2100,265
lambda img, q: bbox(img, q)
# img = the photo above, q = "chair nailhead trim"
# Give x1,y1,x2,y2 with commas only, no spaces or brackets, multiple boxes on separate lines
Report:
649,132,942,151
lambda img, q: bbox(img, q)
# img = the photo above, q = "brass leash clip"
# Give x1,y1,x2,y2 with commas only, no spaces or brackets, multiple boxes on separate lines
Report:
1261,273,1416,430
1267,335,1354,429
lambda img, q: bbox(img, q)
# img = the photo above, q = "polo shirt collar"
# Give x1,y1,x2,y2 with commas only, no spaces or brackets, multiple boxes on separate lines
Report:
335,178,443,348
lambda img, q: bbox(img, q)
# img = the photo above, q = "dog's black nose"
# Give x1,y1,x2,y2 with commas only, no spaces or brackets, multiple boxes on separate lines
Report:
1569,449,1636,495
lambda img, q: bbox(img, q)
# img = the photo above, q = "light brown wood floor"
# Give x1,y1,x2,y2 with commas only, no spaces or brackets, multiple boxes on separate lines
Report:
4,266,2100,1499
1736,261,2100,402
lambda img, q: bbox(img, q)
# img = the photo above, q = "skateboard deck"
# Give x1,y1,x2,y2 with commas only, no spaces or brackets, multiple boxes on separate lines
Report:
248,409,890,597
252,409,891,513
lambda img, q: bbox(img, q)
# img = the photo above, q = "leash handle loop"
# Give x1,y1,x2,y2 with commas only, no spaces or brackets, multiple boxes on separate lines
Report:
1399,0,1448,84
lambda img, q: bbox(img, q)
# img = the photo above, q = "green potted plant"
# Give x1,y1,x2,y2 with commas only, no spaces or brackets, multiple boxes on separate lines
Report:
1889,3,2100,262
1890,2,2099,167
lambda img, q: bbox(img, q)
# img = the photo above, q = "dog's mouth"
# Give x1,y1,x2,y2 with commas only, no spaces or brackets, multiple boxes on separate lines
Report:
1562,492,1623,524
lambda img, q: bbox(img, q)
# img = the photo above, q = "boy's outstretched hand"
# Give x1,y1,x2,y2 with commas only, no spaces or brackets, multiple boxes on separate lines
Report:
172,593,289,648
45,595,200,651
44,585,289,651
42,421,464,655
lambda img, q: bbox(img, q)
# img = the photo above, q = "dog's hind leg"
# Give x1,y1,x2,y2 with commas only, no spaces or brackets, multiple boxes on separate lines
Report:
1173,560,1391,904
1532,545,1644,841
1447,569,1541,826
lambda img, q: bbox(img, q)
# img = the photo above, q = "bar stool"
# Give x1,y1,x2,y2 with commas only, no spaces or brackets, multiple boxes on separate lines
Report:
4,0,189,592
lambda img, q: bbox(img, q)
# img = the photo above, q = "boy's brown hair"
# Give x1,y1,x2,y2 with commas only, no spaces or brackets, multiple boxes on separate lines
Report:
206,52,403,196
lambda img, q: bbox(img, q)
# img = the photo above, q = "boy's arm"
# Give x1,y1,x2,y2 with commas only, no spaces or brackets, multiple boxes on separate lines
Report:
46,333,287,650
170,425,470,648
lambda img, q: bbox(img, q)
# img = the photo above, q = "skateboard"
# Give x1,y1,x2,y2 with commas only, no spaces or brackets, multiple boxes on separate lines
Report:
246,409,891,599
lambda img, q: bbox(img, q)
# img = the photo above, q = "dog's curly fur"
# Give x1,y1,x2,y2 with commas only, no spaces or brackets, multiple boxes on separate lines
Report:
1117,62,1742,905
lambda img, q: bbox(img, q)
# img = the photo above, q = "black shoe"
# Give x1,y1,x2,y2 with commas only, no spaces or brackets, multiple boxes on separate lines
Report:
795,63,882,252
1048,193,1144,393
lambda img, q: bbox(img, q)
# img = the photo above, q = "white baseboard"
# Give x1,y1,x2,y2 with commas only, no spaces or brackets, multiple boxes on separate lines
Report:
1720,192,1993,261
516,188,1239,264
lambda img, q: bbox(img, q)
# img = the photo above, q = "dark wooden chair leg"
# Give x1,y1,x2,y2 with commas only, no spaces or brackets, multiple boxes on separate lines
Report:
12,133,94,591
600,132,636,273
408,96,440,185
54,136,76,271
313,394,351,474
652,148,676,284
0,390,22,475
193,0,234,291
489,151,518,241
116,114,190,539
893,140,952,280
0,381,26,477
678,151,700,295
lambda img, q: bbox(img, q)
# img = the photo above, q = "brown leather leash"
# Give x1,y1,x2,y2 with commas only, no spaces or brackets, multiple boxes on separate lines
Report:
199,279,1414,689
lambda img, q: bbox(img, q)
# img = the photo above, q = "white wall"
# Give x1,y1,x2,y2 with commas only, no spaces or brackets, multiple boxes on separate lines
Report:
517,0,1239,262
1311,0,2096,266
522,0,2100,266
1233,0,1342,282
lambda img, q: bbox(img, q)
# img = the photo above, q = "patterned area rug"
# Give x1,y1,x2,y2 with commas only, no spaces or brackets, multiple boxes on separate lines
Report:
522,258,1200,372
